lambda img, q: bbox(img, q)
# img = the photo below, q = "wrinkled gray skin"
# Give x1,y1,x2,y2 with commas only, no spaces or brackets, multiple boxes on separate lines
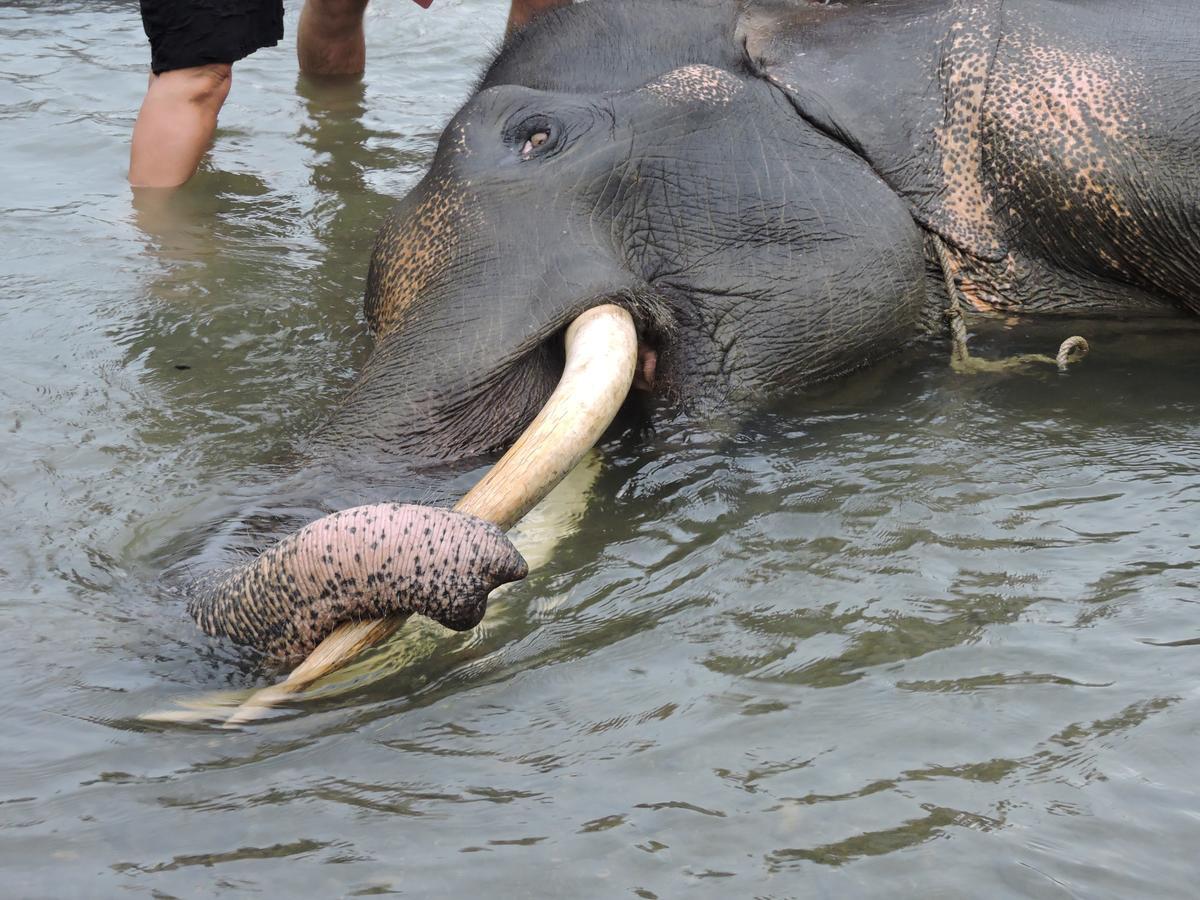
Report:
192,0,1200,660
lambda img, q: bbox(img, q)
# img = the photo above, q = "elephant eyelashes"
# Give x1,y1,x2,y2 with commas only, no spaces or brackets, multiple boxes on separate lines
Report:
521,131,550,158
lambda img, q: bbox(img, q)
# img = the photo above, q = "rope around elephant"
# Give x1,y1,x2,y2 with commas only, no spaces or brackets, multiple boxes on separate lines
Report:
930,234,1090,374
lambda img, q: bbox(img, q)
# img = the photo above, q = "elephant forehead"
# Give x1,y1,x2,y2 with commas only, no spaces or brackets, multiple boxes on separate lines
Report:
641,64,743,105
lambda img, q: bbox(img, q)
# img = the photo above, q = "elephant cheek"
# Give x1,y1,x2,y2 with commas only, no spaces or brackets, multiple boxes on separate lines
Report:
365,179,481,338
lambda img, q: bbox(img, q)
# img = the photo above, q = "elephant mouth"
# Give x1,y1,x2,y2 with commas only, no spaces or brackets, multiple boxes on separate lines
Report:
634,342,658,391
456,302,642,528
456,291,672,460
548,291,673,400
455,289,675,528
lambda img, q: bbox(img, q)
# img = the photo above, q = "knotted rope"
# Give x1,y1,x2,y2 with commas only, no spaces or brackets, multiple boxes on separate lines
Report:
930,234,1089,374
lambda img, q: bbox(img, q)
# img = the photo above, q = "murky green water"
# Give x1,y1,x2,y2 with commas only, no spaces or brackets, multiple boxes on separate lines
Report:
4,1,1200,896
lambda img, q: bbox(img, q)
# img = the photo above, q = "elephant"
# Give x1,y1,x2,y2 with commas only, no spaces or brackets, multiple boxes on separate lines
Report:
187,0,1200,664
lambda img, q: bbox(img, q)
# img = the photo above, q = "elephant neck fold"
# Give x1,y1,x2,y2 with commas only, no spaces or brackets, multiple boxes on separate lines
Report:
744,0,1009,263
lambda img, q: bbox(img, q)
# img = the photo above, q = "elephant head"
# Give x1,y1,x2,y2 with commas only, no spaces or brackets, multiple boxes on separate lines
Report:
190,0,929,661
323,60,925,455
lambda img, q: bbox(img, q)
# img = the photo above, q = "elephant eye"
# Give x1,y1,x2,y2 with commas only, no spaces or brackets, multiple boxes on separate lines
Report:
507,113,561,160
521,130,551,159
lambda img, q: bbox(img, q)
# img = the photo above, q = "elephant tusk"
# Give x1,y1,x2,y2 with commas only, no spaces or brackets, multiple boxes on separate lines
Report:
454,304,639,530
219,304,639,726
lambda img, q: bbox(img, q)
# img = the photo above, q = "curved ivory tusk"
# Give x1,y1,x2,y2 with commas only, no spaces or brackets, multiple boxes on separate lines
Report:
217,304,638,726
454,304,639,530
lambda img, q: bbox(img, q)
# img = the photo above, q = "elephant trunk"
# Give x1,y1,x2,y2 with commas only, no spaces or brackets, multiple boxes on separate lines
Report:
189,304,638,668
188,503,527,662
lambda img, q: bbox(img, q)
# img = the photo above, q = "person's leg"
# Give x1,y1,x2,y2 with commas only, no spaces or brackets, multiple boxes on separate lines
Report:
298,0,370,76
506,0,571,36
129,63,232,188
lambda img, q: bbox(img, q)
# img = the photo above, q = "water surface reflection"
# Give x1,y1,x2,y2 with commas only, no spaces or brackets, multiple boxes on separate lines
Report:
2,3,1200,897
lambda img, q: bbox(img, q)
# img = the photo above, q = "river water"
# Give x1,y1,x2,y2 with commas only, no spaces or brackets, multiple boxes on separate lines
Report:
3,1,1200,896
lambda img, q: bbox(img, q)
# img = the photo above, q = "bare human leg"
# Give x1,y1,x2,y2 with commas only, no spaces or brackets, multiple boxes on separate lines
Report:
128,0,571,187
298,0,370,77
129,63,232,188
298,0,572,78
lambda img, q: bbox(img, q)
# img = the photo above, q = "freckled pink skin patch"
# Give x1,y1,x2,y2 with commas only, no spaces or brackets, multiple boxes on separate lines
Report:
751,0,1198,315
641,64,743,105
190,504,527,662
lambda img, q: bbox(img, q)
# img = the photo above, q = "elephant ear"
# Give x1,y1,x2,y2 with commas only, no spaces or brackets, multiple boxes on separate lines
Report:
738,0,1009,262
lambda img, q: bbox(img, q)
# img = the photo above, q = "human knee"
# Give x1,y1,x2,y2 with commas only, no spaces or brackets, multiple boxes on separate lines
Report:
156,63,233,110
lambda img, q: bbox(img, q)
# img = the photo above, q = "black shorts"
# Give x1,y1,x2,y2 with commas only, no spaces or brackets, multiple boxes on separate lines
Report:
140,0,285,74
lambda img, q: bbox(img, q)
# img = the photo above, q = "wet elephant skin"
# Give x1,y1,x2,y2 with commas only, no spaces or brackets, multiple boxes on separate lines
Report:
192,0,1200,657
